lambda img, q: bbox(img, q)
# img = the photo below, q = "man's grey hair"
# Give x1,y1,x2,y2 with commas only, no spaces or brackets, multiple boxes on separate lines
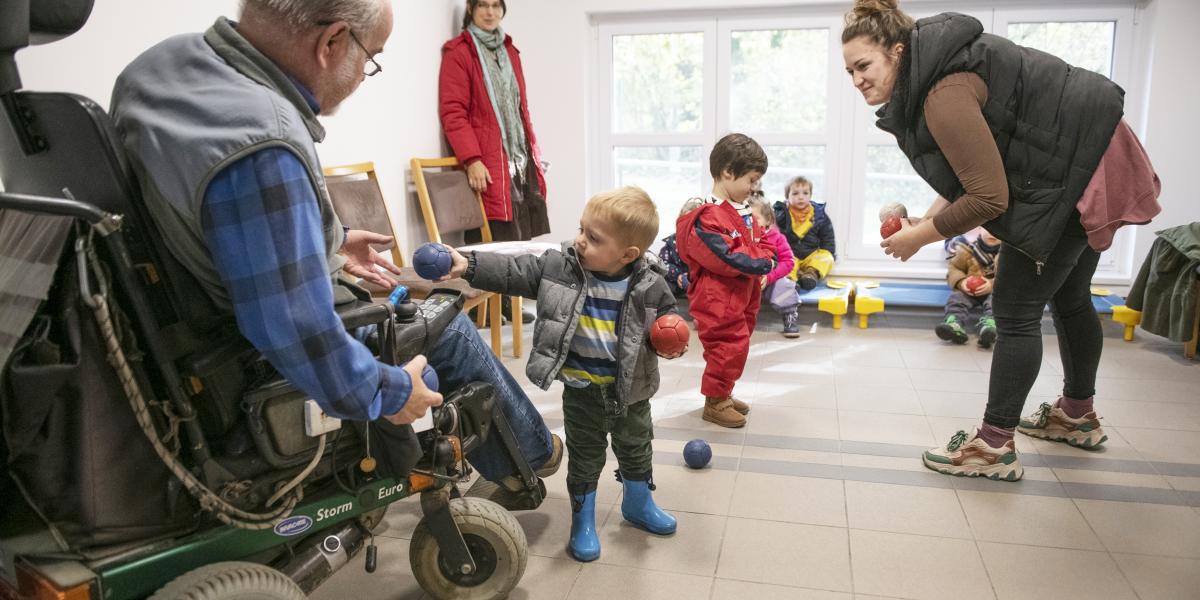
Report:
240,0,383,34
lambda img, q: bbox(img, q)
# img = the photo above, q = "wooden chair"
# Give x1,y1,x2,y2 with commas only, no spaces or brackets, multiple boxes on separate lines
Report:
412,157,549,358
323,161,504,356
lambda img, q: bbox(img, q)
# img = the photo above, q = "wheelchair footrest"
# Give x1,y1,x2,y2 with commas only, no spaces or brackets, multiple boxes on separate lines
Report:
463,477,546,511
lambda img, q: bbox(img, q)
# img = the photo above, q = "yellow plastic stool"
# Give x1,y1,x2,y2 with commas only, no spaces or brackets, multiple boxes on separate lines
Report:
817,284,852,329
1111,305,1141,342
855,294,884,329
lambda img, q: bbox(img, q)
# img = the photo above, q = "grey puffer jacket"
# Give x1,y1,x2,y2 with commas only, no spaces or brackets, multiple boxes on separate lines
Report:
467,242,677,406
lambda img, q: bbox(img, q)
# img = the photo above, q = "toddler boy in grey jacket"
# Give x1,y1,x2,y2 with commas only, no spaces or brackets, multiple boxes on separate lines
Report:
444,186,683,562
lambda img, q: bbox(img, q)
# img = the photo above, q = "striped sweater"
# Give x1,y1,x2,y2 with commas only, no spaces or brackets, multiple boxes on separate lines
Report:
559,270,629,387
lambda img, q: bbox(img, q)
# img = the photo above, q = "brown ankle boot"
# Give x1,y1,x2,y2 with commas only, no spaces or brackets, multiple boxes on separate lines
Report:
730,397,750,415
703,396,746,428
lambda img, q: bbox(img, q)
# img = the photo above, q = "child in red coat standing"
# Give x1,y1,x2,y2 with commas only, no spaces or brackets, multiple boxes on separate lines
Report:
675,134,776,428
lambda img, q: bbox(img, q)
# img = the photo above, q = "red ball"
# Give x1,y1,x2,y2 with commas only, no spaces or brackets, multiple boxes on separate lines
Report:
880,216,903,238
650,314,690,355
965,276,986,294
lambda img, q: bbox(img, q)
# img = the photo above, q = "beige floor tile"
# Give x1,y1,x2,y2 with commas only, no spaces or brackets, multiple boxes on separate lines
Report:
379,496,425,540
840,411,936,447
1112,553,1200,600
849,529,995,600
1075,499,1200,558
1052,468,1172,489
746,405,841,439
502,555,582,600
565,563,711,600
515,497,617,560
711,578,852,600
757,358,837,379
908,368,991,392
845,481,972,538
643,464,738,515
748,338,834,364
833,365,914,388
741,444,844,466
1113,427,1200,464
901,347,985,372
729,472,847,527
1165,475,1200,492
841,453,928,473
1095,377,1200,403
836,383,924,415
830,345,906,368
958,490,1102,550
1101,400,1200,431
597,510,724,576
752,380,839,410
717,517,852,591
917,389,989,418
310,535,425,600
977,542,1136,600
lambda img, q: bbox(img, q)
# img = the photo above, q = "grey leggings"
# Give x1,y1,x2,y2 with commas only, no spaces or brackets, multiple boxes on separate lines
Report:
985,218,1102,429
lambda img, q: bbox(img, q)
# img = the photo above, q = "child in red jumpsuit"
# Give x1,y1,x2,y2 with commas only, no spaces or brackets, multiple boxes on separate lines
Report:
675,134,775,428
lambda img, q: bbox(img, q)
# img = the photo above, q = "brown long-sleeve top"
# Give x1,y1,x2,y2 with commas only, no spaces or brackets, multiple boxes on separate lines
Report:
922,72,1008,238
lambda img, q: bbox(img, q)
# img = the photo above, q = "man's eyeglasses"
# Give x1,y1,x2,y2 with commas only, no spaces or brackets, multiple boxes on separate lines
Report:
348,29,382,77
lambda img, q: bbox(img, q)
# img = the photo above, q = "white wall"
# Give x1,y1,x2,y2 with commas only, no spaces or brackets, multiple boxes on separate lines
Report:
1133,0,1200,272
507,0,1199,284
13,0,463,249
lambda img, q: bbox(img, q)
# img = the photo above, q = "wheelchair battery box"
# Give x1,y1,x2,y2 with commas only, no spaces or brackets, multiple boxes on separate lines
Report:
243,380,330,469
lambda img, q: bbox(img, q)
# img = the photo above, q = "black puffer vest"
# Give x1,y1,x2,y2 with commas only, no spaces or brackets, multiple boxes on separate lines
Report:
875,13,1124,265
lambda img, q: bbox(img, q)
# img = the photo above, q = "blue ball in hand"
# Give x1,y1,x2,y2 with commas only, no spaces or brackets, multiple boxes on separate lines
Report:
413,243,453,280
421,364,440,392
683,439,712,469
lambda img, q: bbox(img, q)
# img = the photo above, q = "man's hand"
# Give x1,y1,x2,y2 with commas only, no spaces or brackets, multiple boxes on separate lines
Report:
384,355,444,425
466,160,492,193
437,247,470,282
340,229,403,288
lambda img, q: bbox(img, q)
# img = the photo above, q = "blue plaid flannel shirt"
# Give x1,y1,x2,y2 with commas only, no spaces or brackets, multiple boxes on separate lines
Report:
201,148,411,421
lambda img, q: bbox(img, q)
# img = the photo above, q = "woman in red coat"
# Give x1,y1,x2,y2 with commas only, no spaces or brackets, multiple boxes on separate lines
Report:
439,0,549,246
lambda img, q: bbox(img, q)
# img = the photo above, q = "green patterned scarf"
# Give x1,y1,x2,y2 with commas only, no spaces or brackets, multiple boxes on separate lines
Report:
467,23,530,184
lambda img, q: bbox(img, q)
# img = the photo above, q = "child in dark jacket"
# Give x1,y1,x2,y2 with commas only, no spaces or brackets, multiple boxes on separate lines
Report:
676,134,775,429
658,198,705,297
773,176,836,290
445,186,682,563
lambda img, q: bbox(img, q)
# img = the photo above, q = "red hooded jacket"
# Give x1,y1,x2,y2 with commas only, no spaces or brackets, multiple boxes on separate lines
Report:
438,30,547,222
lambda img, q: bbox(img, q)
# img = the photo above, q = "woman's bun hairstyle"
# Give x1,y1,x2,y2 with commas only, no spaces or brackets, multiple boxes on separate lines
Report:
842,0,913,47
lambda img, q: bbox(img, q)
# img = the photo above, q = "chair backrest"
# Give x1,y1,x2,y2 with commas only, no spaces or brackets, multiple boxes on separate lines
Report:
323,161,404,267
410,156,490,244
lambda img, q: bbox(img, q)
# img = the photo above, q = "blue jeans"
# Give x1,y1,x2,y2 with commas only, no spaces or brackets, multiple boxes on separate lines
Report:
426,313,554,481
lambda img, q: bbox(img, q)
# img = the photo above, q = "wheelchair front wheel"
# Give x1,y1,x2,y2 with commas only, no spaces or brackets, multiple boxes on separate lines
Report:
409,497,528,600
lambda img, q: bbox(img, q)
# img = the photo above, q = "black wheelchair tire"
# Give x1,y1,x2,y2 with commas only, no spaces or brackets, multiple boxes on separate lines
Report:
409,497,528,600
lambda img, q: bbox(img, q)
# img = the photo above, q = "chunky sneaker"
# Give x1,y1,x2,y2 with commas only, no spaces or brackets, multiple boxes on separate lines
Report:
935,315,969,345
977,316,997,349
703,396,746,428
923,429,1024,481
798,268,819,291
1018,402,1108,449
782,309,801,338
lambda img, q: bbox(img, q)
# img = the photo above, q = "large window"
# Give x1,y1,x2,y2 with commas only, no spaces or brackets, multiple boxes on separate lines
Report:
594,4,1140,280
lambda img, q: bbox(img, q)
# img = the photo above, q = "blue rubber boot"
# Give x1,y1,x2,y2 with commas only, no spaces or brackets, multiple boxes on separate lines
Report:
567,482,600,562
618,470,677,535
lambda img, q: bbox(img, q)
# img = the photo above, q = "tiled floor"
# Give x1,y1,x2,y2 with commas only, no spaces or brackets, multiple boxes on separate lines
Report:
314,307,1200,600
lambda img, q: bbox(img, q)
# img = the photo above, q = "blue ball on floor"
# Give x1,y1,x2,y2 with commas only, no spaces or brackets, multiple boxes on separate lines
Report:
413,243,453,280
421,364,440,392
683,439,712,469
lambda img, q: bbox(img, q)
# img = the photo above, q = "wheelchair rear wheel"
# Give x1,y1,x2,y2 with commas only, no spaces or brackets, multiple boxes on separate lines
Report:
409,497,528,600
148,561,304,600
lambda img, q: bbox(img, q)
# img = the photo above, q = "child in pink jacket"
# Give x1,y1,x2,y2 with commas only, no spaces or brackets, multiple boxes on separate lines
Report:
750,198,801,338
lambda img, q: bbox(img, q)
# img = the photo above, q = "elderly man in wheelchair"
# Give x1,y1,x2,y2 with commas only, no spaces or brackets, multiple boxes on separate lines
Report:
0,1,560,599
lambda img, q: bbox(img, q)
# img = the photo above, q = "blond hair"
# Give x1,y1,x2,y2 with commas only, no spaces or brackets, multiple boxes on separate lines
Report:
748,197,775,229
584,186,660,254
841,0,914,48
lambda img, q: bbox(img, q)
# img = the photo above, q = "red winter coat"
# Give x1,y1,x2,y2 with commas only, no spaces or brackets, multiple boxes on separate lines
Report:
438,30,547,223
675,201,775,397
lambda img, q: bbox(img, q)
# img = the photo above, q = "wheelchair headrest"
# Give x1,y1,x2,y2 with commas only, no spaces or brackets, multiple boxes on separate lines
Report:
1,0,94,94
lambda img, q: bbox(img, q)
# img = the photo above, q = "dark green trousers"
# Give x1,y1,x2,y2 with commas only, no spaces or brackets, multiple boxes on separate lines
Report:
563,384,654,487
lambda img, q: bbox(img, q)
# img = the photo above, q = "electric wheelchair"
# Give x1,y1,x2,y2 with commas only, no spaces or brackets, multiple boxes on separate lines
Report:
0,2,543,598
